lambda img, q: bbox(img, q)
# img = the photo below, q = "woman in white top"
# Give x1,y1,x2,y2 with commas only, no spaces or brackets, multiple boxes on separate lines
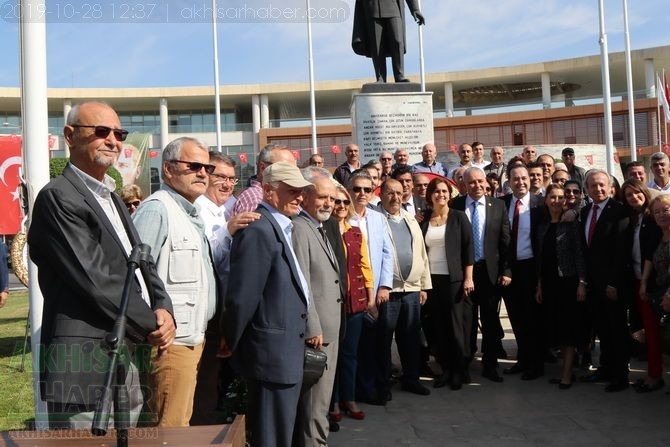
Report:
420,178,474,390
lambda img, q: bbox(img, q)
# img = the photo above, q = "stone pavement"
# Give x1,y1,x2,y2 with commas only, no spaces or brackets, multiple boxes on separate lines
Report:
328,308,670,447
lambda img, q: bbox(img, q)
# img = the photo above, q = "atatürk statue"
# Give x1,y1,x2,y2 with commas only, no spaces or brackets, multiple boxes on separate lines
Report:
352,0,425,83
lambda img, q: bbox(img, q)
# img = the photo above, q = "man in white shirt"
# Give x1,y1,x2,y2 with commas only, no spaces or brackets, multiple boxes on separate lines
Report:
470,141,488,169
647,152,670,193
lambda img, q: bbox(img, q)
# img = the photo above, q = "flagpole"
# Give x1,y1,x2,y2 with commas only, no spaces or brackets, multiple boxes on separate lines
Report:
623,0,636,160
598,0,615,175
19,0,50,429
658,73,663,152
212,0,223,153
306,0,318,154
417,0,425,92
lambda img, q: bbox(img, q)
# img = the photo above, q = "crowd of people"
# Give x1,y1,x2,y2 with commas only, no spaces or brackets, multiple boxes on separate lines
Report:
25,100,670,447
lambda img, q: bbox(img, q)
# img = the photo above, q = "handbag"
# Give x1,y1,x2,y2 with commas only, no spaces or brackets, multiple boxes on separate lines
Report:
303,346,328,385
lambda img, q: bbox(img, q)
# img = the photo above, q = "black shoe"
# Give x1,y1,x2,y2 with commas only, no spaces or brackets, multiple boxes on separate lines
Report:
329,421,340,432
395,77,411,83
497,348,508,360
401,380,431,396
605,380,630,392
580,369,610,383
420,363,437,378
503,363,524,375
357,392,386,406
433,373,450,389
521,369,544,381
462,369,472,384
482,368,504,383
558,381,573,390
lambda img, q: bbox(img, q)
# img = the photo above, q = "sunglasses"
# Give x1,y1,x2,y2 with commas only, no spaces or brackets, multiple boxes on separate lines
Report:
334,199,351,206
352,186,373,194
210,173,239,184
169,160,216,174
71,125,129,141
125,200,141,209
565,189,581,194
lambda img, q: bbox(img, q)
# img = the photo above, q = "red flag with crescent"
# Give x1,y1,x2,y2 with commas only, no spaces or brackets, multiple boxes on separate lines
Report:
331,145,340,154
613,154,619,164
239,153,248,164
292,150,301,160
586,154,594,165
0,135,22,234
450,144,458,154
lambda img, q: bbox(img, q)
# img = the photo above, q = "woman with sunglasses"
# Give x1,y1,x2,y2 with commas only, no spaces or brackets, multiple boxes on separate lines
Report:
329,185,375,421
120,184,144,214
420,177,474,390
534,184,586,389
623,180,664,392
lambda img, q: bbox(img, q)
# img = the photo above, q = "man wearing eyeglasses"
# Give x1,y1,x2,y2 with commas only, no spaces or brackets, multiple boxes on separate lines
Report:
561,147,585,188
28,101,176,429
132,137,219,427
379,151,394,181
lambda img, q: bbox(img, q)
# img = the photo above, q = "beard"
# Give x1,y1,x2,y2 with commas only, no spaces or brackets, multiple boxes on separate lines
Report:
315,209,332,222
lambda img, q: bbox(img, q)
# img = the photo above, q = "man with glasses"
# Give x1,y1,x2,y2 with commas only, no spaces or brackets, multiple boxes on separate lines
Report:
413,173,430,200
551,167,570,187
379,151,394,181
561,147,585,187
347,170,394,405
28,101,176,428
132,137,219,426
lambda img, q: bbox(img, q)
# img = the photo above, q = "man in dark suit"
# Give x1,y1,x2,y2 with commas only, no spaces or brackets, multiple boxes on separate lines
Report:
292,175,344,446
391,166,427,217
223,162,312,447
502,165,545,380
452,167,511,383
352,0,425,82
28,101,176,429
579,169,630,392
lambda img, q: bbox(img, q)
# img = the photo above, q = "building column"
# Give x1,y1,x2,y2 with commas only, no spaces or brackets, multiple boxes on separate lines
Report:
260,94,269,129
63,100,71,157
444,82,454,117
252,94,261,154
645,58,656,98
541,72,551,110
159,98,169,150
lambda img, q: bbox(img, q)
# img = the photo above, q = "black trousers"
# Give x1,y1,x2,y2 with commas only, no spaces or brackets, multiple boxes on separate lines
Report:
502,258,543,372
470,262,503,369
591,290,630,381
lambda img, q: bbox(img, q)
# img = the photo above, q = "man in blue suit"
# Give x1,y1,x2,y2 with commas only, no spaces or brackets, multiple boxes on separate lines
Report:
223,162,312,447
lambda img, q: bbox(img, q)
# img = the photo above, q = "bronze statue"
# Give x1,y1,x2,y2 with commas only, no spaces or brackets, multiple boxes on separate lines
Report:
352,0,425,83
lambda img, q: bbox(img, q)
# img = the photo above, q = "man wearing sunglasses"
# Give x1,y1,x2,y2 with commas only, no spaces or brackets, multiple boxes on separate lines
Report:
28,101,176,429
132,137,219,427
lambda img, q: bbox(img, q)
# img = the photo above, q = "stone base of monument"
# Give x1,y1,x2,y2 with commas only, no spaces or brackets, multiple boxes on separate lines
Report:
351,86,434,163
360,82,423,94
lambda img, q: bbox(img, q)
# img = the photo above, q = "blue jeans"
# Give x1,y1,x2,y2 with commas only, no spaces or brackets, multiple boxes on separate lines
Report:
377,291,421,392
332,312,364,403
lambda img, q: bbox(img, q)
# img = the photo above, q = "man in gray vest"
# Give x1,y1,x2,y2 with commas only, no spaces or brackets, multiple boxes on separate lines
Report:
133,136,218,426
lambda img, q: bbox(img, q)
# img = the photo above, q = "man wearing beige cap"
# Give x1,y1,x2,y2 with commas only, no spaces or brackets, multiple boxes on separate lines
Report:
223,162,312,447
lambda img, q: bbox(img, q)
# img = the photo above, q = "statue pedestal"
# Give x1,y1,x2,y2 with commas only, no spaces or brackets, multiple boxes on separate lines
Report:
351,84,433,164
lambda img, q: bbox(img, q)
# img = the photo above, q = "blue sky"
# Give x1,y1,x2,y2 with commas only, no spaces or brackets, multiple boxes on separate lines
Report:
0,0,669,88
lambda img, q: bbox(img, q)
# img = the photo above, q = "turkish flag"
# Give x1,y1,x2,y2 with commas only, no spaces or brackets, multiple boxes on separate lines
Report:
450,144,458,154
0,135,23,234
586,154,594,165
239,153,248,164
613,154,620,164
331,145,340,154
291,150,301,160
663,143,670,155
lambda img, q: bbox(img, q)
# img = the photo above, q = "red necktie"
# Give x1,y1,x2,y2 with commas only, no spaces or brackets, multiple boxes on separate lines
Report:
588,204,599,246
511,198,521,260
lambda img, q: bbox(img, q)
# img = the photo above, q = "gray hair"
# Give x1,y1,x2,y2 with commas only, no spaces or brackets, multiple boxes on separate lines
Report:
258,143,289,166
301,165,332,182
66,101,114,125
650,152,669,163
462,166,486,182
584,168,611,188
162,137,208,166
347,169,373,189
209,151,236,168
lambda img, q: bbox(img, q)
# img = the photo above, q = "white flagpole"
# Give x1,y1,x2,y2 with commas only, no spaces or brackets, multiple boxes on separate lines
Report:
623,0,637,161
598,0,615,175
417,0,425,92
19,0,50,429
306,0,318,154
212,0,223,153
657,73,663,152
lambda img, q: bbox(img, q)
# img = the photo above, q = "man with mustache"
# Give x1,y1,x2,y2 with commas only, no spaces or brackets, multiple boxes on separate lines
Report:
28,101,176,428
132,137,219,426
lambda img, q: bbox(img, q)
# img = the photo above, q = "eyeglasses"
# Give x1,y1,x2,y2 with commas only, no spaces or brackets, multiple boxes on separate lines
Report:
352,186,373,194
169,160,216,174
415,183,429,188
71,125,129,141
564,189,581,195
334,199,351,206
380,157,393,161
125,200,141,209
210,173,239,185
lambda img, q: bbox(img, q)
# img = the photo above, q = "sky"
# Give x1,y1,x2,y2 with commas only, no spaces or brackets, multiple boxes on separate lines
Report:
0,0,669,88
